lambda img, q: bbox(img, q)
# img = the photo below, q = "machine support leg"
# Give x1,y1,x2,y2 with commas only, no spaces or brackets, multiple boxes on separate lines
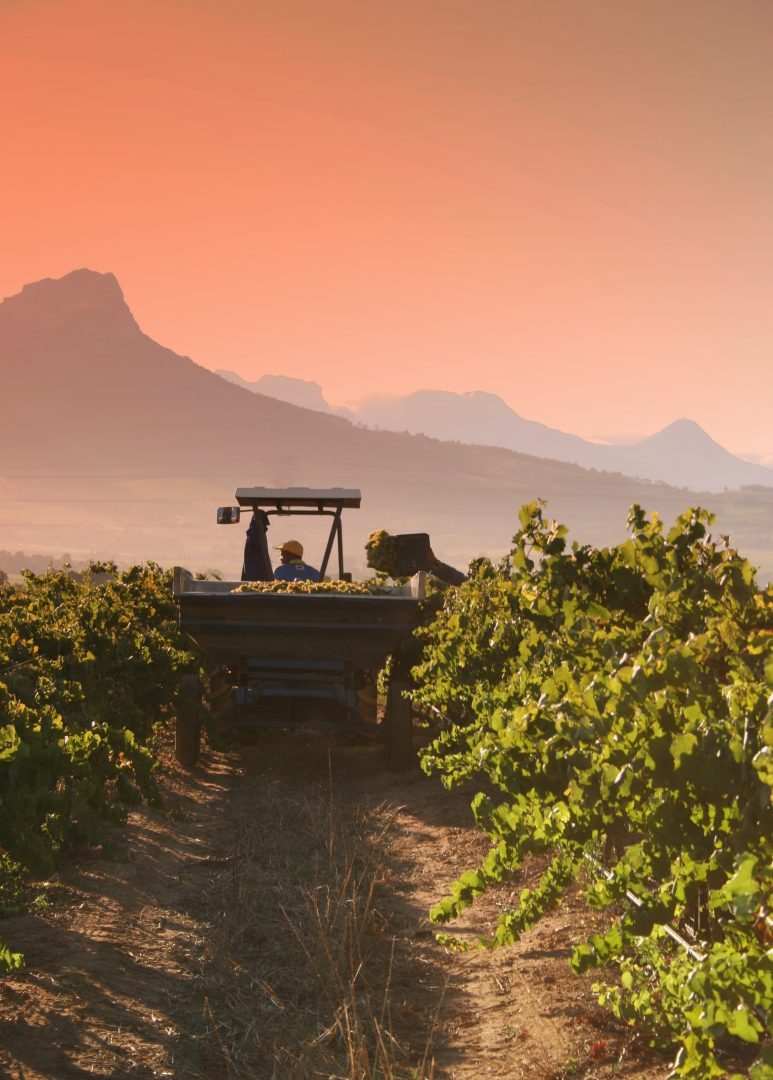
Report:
387,677,412,771
175,673,202,766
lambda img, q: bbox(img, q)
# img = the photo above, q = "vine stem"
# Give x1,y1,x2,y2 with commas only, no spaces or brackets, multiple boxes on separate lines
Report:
584,851,706,962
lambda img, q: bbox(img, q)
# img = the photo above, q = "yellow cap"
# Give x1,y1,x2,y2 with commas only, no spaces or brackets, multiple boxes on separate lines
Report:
276,539,304,558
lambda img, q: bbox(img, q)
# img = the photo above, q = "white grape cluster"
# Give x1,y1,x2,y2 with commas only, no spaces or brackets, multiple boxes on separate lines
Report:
365,530,401,577
232,579,379,595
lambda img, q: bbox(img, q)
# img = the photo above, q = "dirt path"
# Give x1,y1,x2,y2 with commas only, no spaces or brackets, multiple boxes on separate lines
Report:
332,747,669,1080
0,741,670,1079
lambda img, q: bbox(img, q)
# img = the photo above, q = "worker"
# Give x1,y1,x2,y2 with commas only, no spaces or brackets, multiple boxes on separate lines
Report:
273,539,321,582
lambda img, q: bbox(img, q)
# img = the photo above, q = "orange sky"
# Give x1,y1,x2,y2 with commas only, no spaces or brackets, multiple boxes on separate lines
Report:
2,0,772,458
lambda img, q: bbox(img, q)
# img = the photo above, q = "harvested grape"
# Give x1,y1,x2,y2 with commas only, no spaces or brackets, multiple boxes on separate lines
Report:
365,530,401,577
232,579,389,595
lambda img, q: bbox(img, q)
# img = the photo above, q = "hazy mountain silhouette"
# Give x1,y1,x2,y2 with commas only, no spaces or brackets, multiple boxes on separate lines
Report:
608,418,770,492
2,270,771,577
340,388,605,466
216,370,331,412
222,379,771,492
358,393,770,491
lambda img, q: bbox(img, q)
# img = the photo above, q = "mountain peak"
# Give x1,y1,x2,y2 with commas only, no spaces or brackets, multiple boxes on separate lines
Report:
643,418,720,448
661,417,705,434
1,268,139,333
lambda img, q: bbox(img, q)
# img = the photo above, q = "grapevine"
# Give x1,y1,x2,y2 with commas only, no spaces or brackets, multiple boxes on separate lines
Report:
0,562,200,971
412,502,772,1077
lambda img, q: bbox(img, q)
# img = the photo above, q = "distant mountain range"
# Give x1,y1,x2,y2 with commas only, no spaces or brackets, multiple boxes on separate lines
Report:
217,370,331,413
2,269,772,578
215,375,773,493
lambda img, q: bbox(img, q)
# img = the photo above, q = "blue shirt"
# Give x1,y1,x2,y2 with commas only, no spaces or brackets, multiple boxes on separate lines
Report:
273,560,321,583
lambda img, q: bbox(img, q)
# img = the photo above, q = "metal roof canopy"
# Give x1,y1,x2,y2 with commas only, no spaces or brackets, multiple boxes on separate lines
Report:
235,487,361,510
234,488,362,579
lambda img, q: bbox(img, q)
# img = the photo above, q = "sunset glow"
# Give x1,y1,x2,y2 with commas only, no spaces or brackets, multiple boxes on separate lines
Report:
2,0,772,457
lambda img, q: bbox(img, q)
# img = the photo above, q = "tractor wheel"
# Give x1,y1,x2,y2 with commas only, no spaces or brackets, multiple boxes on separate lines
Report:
386,678,413,772
175,673,202,766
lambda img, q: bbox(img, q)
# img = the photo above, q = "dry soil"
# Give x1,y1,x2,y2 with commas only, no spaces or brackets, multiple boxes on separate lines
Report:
0,738,672,1079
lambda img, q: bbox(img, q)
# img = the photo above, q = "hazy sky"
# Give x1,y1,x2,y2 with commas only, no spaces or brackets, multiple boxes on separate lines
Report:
3,0,772,458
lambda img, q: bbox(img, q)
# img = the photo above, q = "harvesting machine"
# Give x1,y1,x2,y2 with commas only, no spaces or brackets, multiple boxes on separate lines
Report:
173,487,429,770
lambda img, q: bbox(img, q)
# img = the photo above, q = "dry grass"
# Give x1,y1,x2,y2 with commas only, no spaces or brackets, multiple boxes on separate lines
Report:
199,750,439,1079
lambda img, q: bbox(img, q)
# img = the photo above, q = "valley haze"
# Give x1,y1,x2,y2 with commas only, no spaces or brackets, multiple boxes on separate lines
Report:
1,269,772,582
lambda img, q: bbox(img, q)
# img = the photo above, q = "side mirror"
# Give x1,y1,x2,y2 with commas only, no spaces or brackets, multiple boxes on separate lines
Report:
216,506,241,525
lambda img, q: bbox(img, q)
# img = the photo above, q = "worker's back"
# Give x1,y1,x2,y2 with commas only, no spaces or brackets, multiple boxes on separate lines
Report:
273,560,321,583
